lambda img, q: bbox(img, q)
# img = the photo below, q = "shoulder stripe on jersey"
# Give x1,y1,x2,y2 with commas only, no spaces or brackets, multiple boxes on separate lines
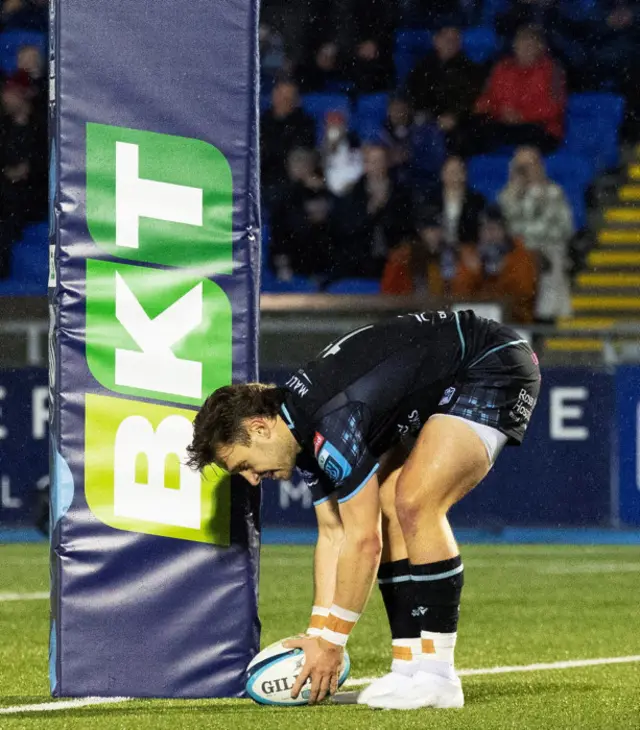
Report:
280,403,295,431
454,311,466,361
469,339,528,369
337,463,380,504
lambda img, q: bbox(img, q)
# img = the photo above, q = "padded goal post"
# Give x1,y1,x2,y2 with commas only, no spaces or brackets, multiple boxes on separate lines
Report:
49,0,261,697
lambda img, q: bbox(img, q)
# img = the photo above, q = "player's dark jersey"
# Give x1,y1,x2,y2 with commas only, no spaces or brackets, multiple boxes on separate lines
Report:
279,310,540,505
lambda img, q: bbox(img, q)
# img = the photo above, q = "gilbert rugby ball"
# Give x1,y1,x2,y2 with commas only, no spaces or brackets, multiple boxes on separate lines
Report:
246,637,351,706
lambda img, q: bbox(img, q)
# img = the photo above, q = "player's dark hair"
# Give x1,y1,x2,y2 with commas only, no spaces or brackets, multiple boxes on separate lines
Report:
186,383,284,472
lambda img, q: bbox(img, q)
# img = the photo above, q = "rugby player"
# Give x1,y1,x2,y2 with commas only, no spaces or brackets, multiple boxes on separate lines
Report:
187,310,540,709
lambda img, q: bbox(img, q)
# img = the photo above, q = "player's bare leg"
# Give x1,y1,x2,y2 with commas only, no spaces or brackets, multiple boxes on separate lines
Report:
358,445,424,705
366,415,498,710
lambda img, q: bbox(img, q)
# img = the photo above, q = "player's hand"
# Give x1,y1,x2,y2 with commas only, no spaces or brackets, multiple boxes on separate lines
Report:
284,636,343,705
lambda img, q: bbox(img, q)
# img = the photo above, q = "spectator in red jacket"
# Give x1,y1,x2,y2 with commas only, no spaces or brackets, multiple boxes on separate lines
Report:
466,25,566,155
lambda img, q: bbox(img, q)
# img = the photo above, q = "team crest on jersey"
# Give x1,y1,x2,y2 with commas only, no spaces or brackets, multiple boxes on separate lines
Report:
317,441,351,484
313,431,325,456
439,386,456,406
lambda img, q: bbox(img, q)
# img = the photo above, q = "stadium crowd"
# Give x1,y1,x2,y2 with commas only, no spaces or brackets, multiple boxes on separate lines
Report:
0,0,638,324
259,0,639,322
0,0,47,280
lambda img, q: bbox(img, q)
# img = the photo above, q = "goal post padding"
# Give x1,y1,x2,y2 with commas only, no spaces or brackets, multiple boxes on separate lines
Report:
49,0,261,697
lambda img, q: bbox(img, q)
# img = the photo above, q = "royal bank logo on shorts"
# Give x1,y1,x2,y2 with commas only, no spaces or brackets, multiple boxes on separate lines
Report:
83,124,234,544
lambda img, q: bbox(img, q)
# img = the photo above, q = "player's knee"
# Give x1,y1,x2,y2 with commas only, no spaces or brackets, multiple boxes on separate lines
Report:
395,480,442,532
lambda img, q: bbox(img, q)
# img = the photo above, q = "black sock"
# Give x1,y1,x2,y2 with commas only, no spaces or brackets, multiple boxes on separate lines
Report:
409,556,464,634
377,559,421,640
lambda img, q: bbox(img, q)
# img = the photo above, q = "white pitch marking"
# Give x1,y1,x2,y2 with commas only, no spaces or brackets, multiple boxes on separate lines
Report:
2,655,640,714
0,592,49,602
344,655,640,687
0,697,130,714
538,562,640,574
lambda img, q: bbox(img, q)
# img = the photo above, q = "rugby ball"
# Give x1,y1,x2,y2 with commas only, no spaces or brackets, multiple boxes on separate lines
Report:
246,637,351,706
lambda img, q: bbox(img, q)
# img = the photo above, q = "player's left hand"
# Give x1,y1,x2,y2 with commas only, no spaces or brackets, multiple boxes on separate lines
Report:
284,636,343,705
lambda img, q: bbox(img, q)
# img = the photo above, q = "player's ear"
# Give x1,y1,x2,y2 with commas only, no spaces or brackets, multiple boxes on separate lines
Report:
247,416,271,439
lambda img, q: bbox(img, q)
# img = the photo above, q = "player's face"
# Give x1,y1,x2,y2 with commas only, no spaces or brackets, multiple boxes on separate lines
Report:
219,418,298,486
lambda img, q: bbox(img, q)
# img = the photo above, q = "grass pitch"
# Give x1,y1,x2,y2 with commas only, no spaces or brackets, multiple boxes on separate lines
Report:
1,542,640,729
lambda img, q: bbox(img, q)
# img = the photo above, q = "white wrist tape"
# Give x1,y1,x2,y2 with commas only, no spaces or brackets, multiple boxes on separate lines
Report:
319,604,361,647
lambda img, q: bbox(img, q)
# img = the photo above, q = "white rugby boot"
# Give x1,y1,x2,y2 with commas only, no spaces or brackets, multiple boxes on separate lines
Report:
357,671,415,707
363,670,464,710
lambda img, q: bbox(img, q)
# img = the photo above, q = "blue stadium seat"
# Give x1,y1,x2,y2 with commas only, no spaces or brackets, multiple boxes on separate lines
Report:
0,30,46,74
467,155,511,202
0,275,46,296
395,27,500,85
325,278,381,295
9,241,49,292
563,93,625,172
301,93,351,143
20,221,49,248
545,152,594,229
462,26,501,64
545,151,595,189
480,0,509,26
467,153,590,229
394,29,432,85
354,93,389,141
261,274,319,294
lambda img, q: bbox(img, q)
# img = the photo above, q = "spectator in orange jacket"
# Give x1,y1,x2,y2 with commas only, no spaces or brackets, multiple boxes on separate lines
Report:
380,209,475,299
469,205,538,322
466,25,566,155
381,205,537,323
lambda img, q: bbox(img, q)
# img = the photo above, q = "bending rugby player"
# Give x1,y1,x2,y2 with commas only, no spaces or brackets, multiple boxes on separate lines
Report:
187,311,540,710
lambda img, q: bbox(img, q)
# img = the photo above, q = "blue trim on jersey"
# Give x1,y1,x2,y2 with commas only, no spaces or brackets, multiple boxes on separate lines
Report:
337,463,380,504
454,311,466,361
469,339,528,368
377,574,412,585
280,403,295,431
313,495,331,507
411,564,464,581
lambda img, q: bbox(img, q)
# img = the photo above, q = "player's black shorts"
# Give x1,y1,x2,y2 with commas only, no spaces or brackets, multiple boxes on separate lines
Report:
435,334,541,445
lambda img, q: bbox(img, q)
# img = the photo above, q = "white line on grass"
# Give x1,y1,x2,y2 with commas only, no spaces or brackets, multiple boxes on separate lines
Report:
0,592,48,602
343,654,640,686
2,655,640,714
0,697,129,714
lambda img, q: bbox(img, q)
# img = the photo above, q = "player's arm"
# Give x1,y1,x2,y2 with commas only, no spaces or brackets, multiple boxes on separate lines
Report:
307,497,344,635
331,474,382,616
288,471,382,704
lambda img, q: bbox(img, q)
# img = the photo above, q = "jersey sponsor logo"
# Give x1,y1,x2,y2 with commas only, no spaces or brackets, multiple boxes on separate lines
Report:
285,375,309,398
298,369,312,385
317,441,352,484
313,431,325,456
509,388,536,424
439,386,456,406
397,409,422,437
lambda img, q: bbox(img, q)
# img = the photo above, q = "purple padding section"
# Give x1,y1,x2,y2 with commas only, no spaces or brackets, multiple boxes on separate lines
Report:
50,0,260,697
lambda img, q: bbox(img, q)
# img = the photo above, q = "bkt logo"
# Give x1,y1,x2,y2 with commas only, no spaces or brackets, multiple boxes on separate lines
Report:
81,124,234,544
